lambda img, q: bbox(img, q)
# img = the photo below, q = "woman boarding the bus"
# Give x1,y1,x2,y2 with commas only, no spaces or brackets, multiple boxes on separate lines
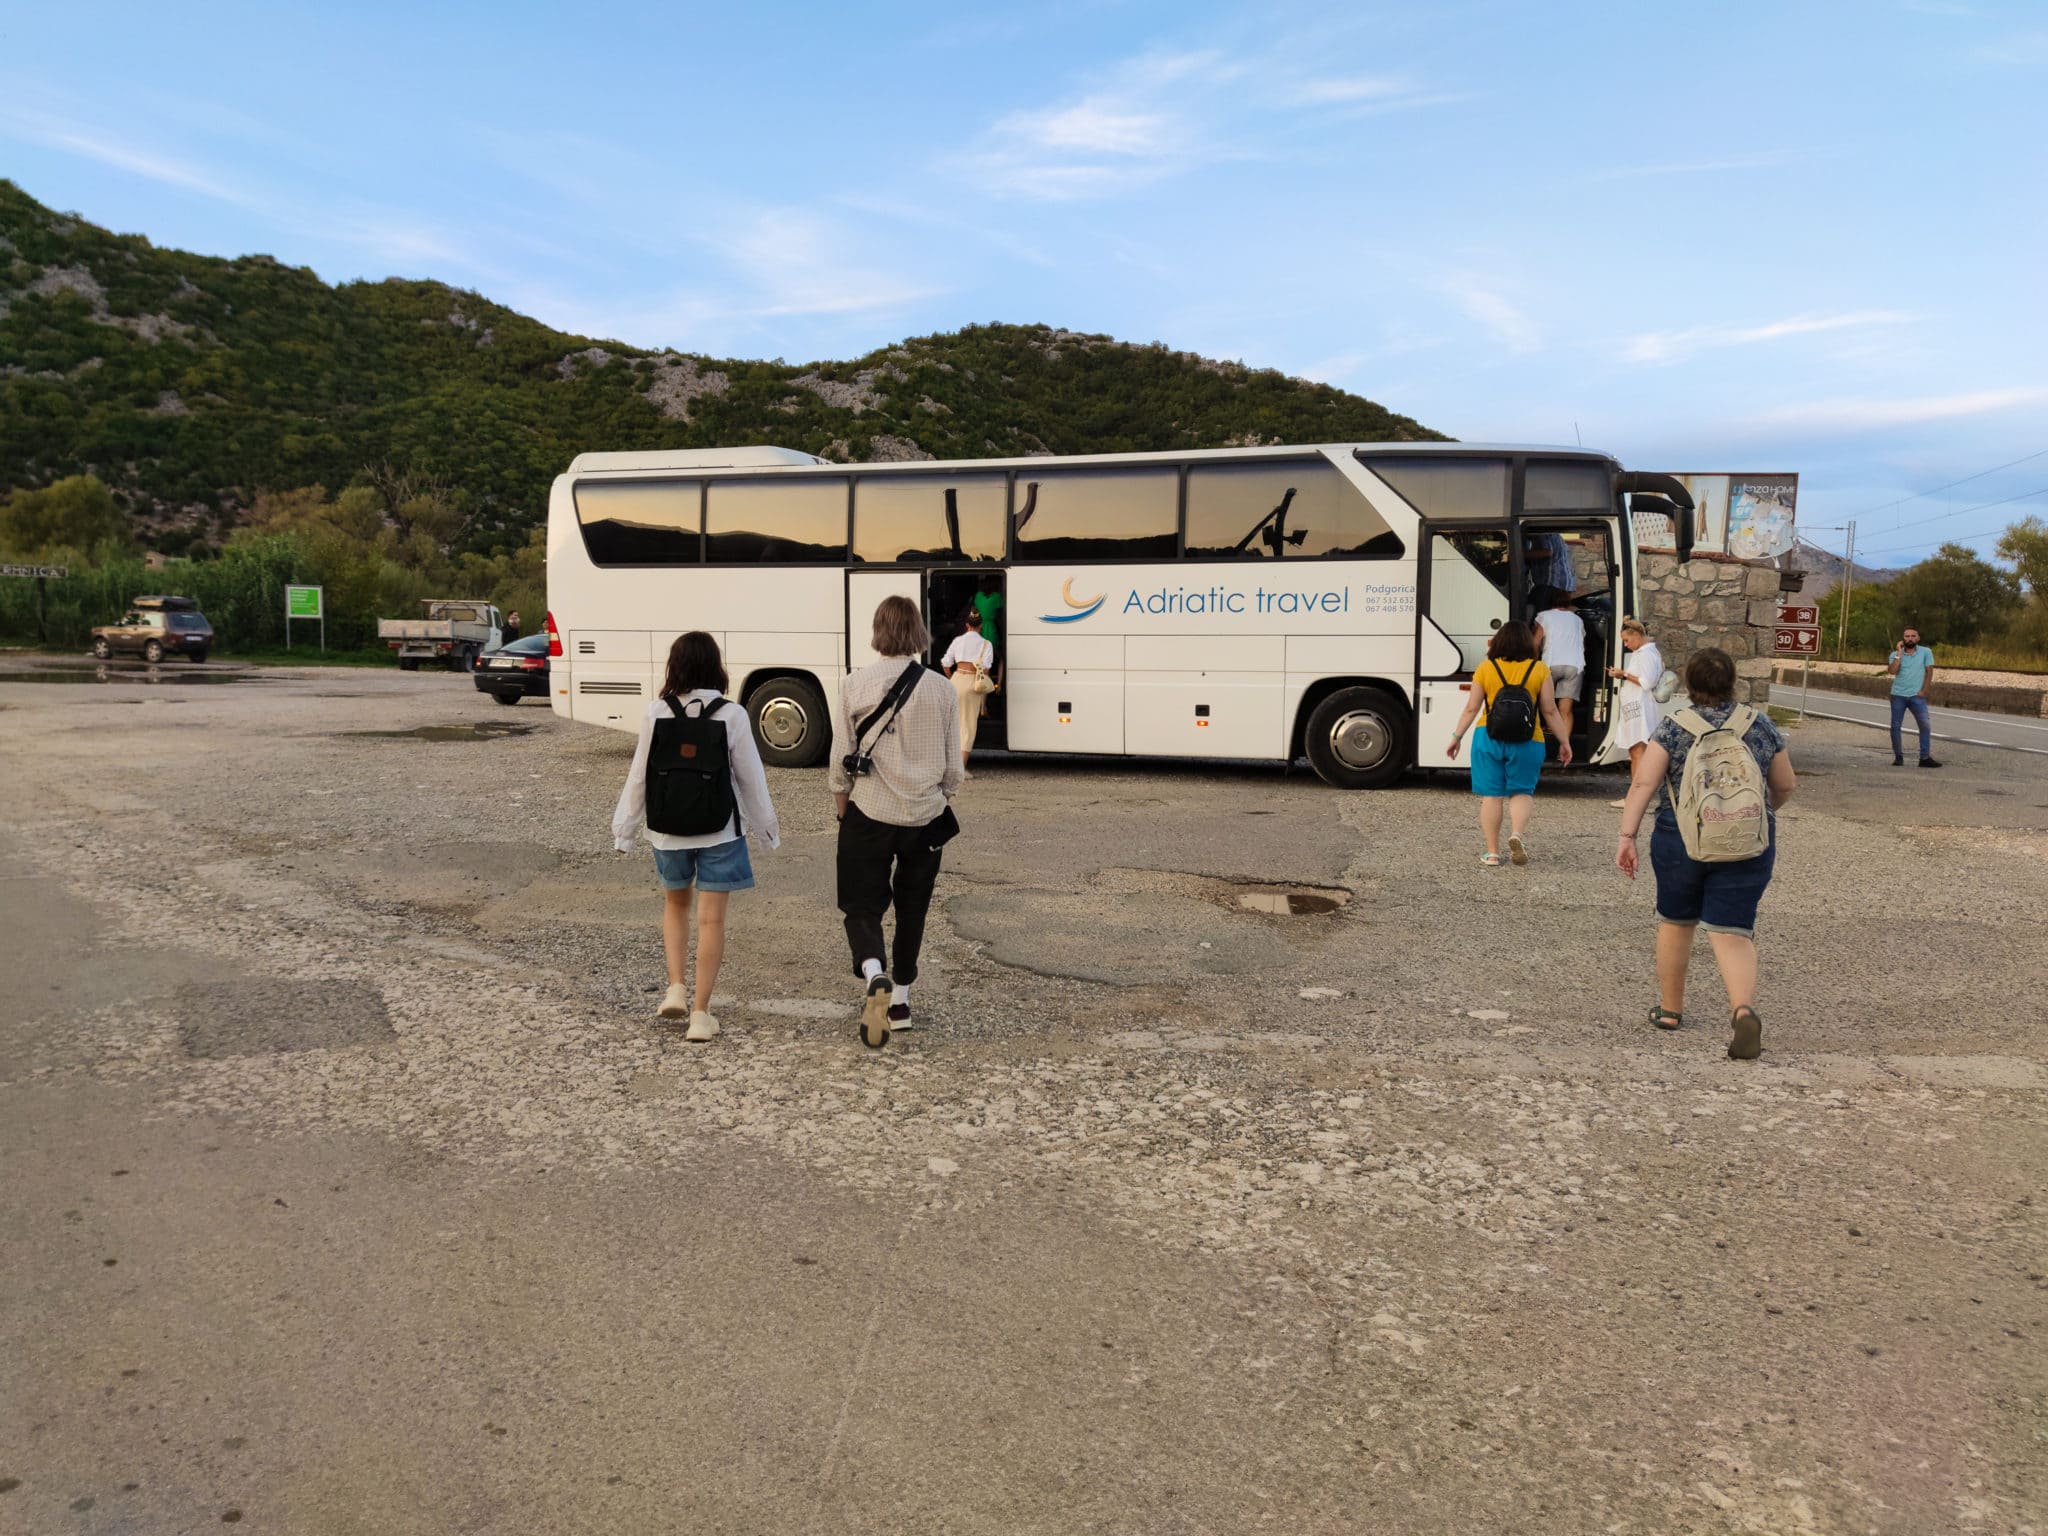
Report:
1445,620,1573,867
612,631,780,1042
942,606,996,773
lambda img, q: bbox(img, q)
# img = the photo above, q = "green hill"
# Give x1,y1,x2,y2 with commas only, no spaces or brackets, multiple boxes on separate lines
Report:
0,178,1443,557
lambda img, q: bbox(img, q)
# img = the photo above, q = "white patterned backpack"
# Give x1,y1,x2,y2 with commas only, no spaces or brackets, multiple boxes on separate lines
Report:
1670,705,1770,863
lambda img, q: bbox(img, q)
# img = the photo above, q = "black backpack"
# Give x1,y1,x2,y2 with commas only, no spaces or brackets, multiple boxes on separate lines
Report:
647,694,740,837
1484,659,1540,744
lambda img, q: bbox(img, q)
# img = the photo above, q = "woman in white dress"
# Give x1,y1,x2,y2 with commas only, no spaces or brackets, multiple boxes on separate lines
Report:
1606,615,1665,807
941,607,996,772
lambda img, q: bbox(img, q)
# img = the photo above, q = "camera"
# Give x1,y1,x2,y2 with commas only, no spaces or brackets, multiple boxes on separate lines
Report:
841,750,875,778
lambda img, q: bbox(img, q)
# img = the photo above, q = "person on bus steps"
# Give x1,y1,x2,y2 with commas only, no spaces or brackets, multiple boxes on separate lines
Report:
612,631,780,1042
942,605,997,775
1444,619,1573,867
831,596,962,1048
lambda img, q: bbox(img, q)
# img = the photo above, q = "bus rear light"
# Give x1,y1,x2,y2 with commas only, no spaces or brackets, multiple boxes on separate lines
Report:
544,610,563,658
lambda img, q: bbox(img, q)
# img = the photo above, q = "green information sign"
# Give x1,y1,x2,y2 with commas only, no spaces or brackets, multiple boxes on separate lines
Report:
286,585,322,618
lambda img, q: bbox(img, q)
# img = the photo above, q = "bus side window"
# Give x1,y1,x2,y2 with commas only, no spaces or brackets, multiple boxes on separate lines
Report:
1185,460,1404,560
706,476,850,563
1011,468,1177,562
853,474,1006,564
573,480,702,565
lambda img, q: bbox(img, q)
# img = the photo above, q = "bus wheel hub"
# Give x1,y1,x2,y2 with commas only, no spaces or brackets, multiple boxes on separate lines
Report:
1329,710,1390,770
759,696,810,750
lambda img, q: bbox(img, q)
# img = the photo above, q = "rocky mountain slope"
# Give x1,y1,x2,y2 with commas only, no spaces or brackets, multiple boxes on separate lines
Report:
0,180,1442,555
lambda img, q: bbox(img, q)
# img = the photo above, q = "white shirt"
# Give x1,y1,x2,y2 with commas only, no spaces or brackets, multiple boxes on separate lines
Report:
613,689,781,852
942,632,995,670
1537,606,1584,669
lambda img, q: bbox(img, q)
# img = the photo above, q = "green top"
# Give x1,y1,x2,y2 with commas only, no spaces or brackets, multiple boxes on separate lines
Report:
972,589,1003,645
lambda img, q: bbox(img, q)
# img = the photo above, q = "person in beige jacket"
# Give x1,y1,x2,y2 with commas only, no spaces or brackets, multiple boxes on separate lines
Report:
830,596,961,1049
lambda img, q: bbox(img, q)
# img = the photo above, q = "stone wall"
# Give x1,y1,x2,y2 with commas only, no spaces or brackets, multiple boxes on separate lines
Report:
1636,550,1785,706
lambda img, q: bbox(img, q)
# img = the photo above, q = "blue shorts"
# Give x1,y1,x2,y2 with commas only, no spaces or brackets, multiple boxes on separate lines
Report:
653,837,755,892
1468,733,1546,798
1649,815,1775,936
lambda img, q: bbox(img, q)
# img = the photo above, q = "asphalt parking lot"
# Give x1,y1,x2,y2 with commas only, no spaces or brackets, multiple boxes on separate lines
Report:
2,658,2042,1534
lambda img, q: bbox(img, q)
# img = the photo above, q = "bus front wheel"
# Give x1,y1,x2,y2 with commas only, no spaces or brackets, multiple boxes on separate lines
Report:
1304,686,1407,790
747,676,830,768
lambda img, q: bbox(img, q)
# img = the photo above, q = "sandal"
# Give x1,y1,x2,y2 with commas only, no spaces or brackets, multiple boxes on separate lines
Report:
1507,835,1528,866
1479,852,1506,867
1648,1006,1683,1031
1729,1005,1763,1060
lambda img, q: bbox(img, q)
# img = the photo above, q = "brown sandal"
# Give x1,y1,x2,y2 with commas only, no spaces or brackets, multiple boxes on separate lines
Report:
1648,1006,1683,1031
1729,1006,1763,1060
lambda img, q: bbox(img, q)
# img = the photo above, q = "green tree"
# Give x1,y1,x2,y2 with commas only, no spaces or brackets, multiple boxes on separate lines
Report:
0,474,128,556
1996,516,2048,597
1883,542,2019,644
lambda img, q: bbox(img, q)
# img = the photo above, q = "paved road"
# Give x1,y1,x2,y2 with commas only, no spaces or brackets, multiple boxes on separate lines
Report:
1771,682,2048,755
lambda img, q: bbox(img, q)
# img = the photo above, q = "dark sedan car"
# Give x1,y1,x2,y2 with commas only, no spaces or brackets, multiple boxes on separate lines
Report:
472,632,551,705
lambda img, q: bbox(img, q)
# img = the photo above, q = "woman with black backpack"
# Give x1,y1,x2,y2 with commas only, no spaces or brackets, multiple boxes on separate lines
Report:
612,631,780,1042
1445,620,1573,867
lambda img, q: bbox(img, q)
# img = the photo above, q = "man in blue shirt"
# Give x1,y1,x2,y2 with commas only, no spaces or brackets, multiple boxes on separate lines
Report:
1888,627,1941,768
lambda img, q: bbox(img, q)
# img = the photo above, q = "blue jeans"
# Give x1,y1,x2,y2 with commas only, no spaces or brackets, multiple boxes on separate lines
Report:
1889,694,1931,759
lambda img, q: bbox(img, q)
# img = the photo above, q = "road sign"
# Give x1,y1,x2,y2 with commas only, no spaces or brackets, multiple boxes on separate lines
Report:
285,584,324,651
1,563,69,579
1774,626,1820,655
1776,603,1818,627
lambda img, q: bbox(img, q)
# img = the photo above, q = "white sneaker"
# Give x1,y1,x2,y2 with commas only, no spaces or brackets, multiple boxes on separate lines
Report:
658,983,690,1019
685,1010,719,1043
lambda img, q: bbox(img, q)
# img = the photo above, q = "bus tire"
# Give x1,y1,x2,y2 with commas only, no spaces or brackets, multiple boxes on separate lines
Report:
1304,686,1407,790
747,675,830,768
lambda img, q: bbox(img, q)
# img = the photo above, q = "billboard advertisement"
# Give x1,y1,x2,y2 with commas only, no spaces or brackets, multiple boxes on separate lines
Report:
1635,473,1798,559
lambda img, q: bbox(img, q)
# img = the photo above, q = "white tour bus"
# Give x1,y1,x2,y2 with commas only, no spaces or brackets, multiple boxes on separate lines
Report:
542,443,1695,788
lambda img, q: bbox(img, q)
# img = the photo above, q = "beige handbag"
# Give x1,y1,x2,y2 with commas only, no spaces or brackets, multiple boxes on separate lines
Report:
971,670,997,696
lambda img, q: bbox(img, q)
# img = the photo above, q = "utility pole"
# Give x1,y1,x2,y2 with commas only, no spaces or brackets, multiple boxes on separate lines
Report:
1837,519,1857,653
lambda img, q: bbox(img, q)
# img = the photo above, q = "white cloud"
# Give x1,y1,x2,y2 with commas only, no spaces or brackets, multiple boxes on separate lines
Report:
0,106,258,207
720,208,942,318
1295,75,1411,105
953,41,1459,202
1743,386,2048,434
1589,150,1808,181
993,100,1172,157
1625,310,1912,364
1439,277,1541,353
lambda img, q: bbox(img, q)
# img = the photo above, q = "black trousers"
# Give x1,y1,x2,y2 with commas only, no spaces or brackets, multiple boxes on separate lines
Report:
836,803,945,985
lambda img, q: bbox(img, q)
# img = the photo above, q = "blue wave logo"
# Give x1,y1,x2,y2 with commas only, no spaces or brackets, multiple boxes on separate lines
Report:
1041,577,1106,624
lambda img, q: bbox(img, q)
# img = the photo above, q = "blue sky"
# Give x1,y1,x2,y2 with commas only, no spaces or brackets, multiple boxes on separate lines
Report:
4,0,2044,570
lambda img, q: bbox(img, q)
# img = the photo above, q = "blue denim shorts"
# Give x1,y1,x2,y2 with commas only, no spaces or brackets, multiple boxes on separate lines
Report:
653,837,755,892
1649,815,1775,936
1468,733,1546,797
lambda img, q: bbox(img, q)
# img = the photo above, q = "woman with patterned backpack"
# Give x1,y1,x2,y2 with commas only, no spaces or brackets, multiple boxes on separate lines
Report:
1446,620,1574,868
612,631,780,1042
1615,648,1797,1060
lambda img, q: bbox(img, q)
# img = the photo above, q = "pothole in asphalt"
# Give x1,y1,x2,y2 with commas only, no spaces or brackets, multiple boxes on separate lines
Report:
1233,884,1351,916
348,721,538,741
175,979,394,1058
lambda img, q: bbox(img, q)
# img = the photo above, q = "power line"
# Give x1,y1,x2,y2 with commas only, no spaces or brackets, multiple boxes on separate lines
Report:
1851,444,2048,530
1860,486,2048,560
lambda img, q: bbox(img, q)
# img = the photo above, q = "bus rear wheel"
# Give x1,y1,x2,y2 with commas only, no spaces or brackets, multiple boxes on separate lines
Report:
747,676,830,768
1305,686,1407,790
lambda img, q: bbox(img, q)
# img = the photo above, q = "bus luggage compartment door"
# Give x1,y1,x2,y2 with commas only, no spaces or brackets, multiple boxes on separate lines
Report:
1006,633,1123,756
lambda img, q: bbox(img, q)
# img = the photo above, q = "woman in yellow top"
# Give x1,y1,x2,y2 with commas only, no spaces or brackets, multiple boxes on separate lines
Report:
1446,620,1574,866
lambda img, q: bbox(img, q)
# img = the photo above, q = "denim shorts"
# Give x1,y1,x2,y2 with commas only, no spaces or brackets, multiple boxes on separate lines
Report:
654,837,755,892
1468,733,1546,797
1649,815,1774,936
